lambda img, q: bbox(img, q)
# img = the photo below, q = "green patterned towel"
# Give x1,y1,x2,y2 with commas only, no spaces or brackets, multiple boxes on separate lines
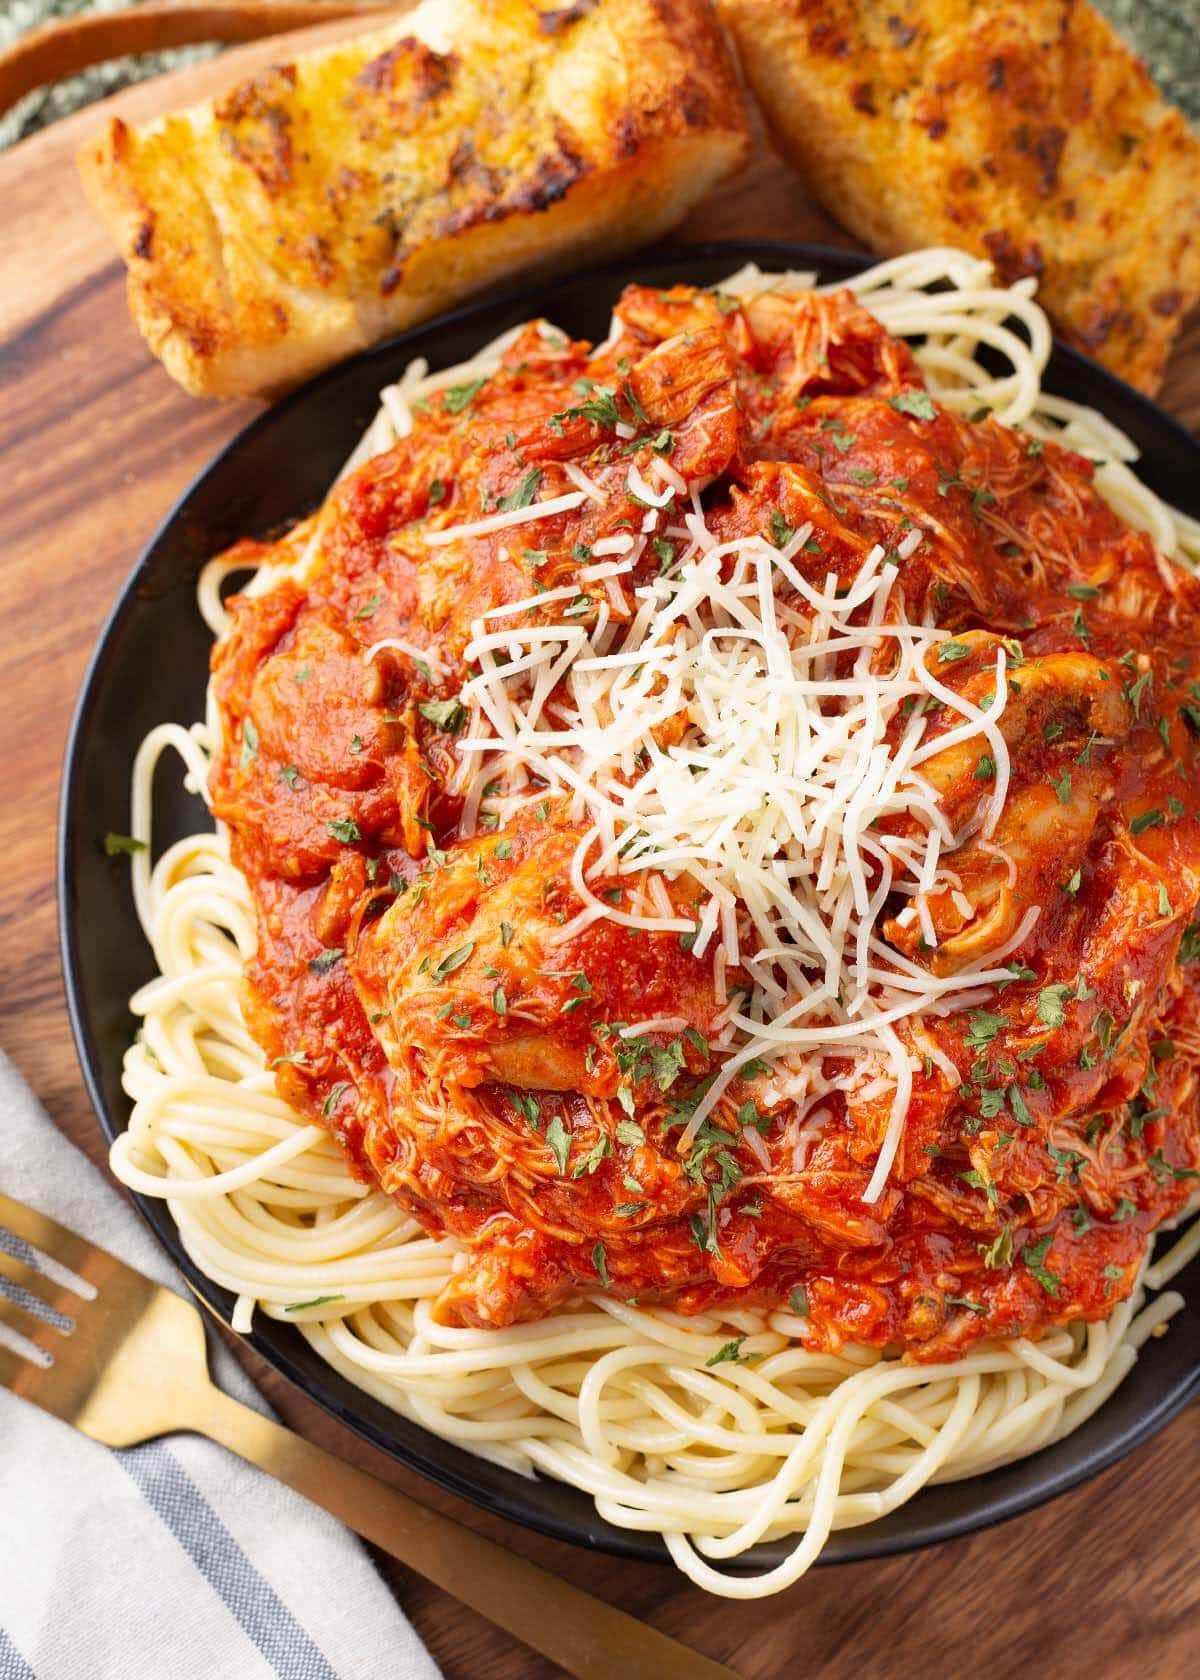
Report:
2,0,1197,150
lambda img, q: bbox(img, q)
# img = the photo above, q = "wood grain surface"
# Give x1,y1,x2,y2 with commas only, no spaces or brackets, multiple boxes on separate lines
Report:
1,20,1197,1680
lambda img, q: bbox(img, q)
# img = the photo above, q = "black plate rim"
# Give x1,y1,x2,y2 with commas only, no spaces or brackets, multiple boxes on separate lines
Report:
58,238,1200,1575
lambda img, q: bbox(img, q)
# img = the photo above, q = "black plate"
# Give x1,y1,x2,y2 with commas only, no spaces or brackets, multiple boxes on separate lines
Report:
59,241,1200,1573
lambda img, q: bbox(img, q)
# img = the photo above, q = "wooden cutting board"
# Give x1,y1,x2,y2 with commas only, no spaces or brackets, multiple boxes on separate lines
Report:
0,18,1197,1680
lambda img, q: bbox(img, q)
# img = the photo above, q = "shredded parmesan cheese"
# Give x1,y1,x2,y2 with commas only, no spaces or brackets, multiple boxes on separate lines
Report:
454,501,1022,1200
424,491,587,547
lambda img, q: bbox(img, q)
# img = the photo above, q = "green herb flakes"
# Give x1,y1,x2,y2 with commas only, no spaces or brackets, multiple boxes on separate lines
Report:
889,390,937,421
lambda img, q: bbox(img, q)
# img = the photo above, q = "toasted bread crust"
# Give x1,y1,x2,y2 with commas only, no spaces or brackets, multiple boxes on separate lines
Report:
79,0,749,397
718,0,1200,394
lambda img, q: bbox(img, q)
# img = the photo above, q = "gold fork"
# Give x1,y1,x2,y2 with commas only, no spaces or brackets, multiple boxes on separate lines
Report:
0,1189,740,1680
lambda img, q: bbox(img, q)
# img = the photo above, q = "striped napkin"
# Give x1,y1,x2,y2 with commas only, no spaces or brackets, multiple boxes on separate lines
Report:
0,1051,440,1680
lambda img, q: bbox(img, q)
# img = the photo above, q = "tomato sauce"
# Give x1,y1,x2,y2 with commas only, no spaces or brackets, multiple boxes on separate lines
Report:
208,283,1200,1352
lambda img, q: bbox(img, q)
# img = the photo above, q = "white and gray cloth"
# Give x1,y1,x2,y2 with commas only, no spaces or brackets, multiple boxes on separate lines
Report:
0,1051,440,1680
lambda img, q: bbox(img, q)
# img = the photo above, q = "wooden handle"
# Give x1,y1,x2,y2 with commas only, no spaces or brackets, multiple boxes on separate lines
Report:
0,2,388,119
187,1380,741,1680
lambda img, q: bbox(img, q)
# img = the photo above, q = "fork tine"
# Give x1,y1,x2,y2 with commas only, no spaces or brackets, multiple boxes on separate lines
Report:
0,1246,76,1327
0,1338,49,1397
0,1190,102,1276
0,1289,62,1361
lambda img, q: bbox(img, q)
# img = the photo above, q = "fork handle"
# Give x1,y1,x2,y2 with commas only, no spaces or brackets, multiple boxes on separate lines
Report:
187,1382,739,1680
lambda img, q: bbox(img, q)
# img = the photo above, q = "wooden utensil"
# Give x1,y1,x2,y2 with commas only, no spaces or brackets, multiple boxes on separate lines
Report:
0,0,390,118
0,1188,741,1680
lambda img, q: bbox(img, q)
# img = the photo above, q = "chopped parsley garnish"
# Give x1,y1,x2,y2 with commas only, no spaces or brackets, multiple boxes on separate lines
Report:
1123,669,1153,718
964,1010,1006,1049
545,1114,570,1171
322,1082,349,1119
1007,1086,1033,1126
308,947,344,975
572,1134,611,1179
428,478,447,506
496,469,542,512
946,1295,986,1316
612,1031,688,1094
768,510,794,549
429,941,475,982
1021,1233,1061,1296
592,1242,611,1288
706,1337,756,1367
961,1168,998,1206
652,536,677,570
889,390,937,421
1048,1144,1082,1181
1129,808,1164,836
327,818,361,844
555,386,620,432
442,377,487,414
284,1294,344,1314
1149,1149,1200,1183
980,1225,1013,1269
104,832,146,856
623,381,650,425
937,640,971,664
506,1091,539,1130
1037,984,1072,1028
418,698,466,733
